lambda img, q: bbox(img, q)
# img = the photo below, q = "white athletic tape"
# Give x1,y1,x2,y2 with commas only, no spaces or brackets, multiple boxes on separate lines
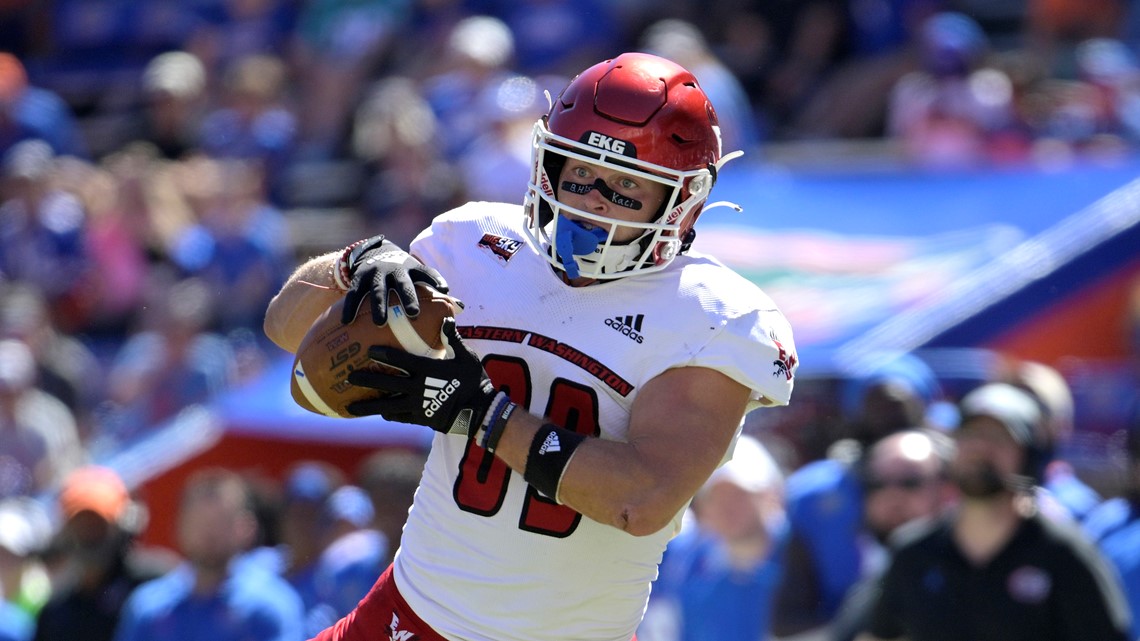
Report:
387,304,445,358
293,362,342,417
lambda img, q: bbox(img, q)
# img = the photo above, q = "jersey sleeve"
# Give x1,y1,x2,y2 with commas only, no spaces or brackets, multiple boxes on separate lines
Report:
681,265,798,408
715,305,796,406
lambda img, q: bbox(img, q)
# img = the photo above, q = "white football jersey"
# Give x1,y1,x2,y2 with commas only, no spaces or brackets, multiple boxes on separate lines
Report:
394,202,797,641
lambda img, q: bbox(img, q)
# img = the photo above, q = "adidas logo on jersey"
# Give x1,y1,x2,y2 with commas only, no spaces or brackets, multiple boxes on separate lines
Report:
423,376,460,417
538,431,561,454
604,314,645,343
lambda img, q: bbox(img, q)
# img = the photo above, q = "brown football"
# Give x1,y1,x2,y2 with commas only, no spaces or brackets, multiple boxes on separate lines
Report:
290,284,460,418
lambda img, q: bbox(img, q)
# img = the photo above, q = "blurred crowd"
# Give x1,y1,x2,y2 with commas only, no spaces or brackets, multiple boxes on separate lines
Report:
2,0,1140,640
639,321,1140,641
0,451,427,641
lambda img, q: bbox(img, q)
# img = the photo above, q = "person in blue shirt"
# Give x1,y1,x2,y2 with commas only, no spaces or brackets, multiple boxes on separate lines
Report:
275,461,344,619
309,486,387,633
0,601,31,641
640,435,787,641
0,54,88,160
773,354,940,638
1083,422,1140,641
113,468,304,641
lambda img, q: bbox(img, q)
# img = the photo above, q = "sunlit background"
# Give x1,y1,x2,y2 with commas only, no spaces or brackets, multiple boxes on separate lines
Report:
1,1,1139,640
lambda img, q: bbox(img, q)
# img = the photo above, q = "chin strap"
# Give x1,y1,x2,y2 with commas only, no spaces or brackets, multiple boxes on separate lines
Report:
717,149,745,169
675,150,746,256
701,149,746,215
703,200,743,213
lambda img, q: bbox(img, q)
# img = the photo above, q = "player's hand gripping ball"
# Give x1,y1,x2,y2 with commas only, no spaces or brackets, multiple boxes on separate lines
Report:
291,284,462,418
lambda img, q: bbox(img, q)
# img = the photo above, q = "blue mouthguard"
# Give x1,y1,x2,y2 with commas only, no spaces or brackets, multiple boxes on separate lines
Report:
554,215,607,279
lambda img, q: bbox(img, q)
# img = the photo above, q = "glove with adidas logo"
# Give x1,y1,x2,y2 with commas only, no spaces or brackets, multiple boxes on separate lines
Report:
345,318,502,437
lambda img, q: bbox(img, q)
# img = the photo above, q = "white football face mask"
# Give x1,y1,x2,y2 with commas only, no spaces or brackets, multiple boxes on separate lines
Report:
523,119,726,280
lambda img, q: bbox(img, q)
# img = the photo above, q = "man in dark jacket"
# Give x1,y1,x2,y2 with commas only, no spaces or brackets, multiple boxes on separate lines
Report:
34,466,172,641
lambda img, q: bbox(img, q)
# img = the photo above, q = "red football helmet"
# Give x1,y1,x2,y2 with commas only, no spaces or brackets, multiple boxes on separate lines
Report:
524,52,742,280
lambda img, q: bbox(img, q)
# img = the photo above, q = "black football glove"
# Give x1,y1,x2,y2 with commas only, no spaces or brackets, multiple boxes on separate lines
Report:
338,235,450,326
345,318,498,436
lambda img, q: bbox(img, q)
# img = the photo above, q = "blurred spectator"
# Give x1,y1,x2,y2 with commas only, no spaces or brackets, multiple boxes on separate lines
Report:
1025,0,1126,65
291,0,412,159
0,338,83,499
59,158,151,339
0,54,87,159
744,0,856,138
846,0,942,57
887,11,1025,168
275,461,344,623
640,18,761,154
133,51,209,161
99,144,196,276
855,383,1131,641
355,448,426,567
0,599,29,641
457,74,551,204
1082,419,1140,641
112,468,304,641
773,354,939,638
640,434,787,641
198,54,297,204
352,77,464,248
0,498,51,621
1003,359,1104,521
309,486,386,632
382,0,473,75
484,0,627,77
0,283,103,438
859,430,954,567
421,15,516,162
34,466,172,641
1047,38,1140,158
841,353,941,450
0,140,92,326
171,157,289,332
89,276,235,454
830,429,955,641
184,0,297,86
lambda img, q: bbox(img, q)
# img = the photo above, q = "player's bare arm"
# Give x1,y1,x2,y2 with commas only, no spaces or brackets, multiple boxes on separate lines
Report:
264,252,343,353
266,236,448,354
492,365,751,536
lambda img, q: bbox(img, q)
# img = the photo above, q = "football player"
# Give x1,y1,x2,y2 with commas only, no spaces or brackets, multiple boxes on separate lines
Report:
264,52,798,641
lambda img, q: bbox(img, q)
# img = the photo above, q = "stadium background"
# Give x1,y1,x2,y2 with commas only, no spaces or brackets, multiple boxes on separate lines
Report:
1,0,1139,603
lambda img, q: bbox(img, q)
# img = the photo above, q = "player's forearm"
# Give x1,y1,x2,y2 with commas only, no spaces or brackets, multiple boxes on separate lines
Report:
264,252,345,353
492,411,687,537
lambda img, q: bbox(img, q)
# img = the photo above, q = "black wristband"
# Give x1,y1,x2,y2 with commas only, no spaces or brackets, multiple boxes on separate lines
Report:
480,395,517,454
523,424,585,502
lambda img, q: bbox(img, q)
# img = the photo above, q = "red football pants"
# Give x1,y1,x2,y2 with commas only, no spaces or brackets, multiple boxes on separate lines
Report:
308,563,638,641
308,564,446,641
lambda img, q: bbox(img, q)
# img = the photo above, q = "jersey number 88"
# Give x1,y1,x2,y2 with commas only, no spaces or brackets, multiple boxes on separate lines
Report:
453,354,600,538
